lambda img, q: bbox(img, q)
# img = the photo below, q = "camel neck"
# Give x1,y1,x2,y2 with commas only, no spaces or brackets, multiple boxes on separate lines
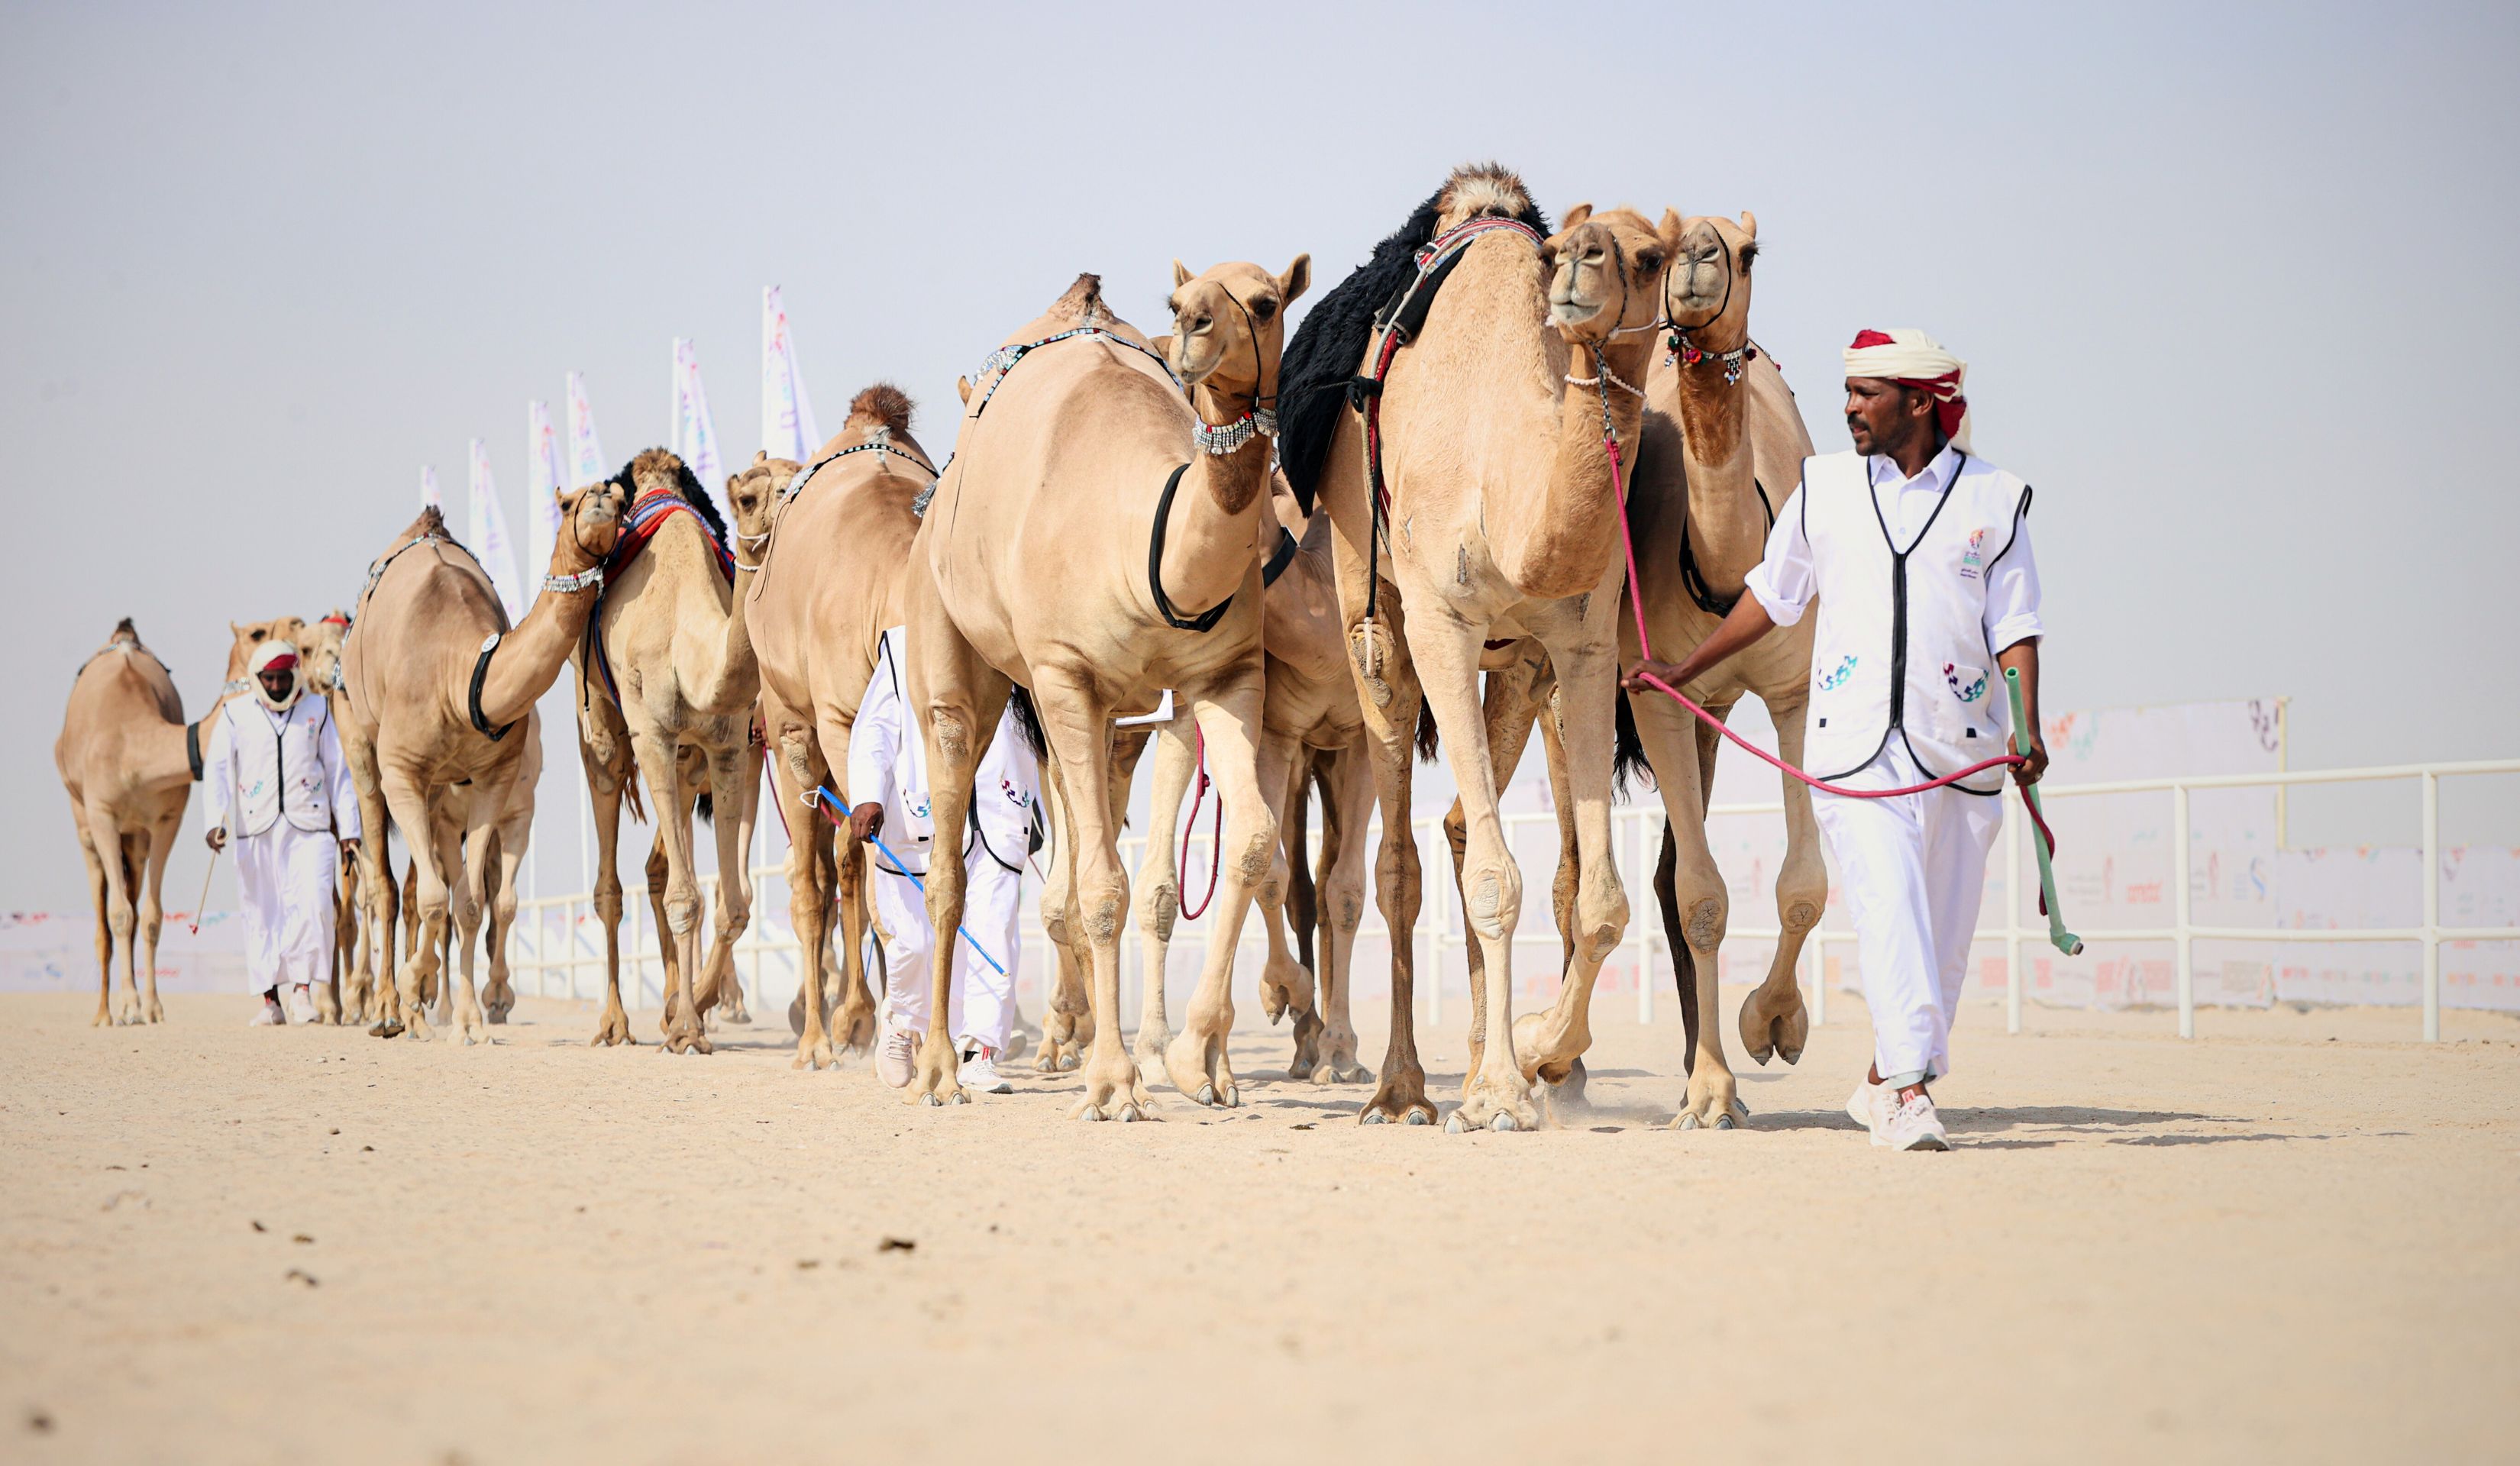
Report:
1153,422,1271,619
1492,334,1658,600
473,557,606,728
1671,358,1766,586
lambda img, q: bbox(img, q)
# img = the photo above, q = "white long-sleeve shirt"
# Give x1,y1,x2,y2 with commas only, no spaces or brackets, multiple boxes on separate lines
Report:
201,696,360,841
1743,441,2044,655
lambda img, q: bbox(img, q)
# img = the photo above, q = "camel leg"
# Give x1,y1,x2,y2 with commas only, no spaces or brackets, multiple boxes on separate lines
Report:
1350,666,1434,1126
446,809,496,1045
1507,631,1630,1103
1739,697,1824,1065
632,728,712,1057
1630,690,1742,1127
1026,674,1145,1121
1278,750,1326,1075
1162,679,1278,1108
1410,624,1536,1134
379,770,446,1041
902,664,1012,1109
1130,711,1197,1081
1258,744,1322,1079
696,744,756,1026
584,731,635,1048
76,825,112,1028
360,810,403,1038
767,712,837,1070
1033,753,1091,1074
1310,741,1375,1084
330,846,357,1024
138,813,176,1024
1443,647,1549,1076
82,804,141,1025
646,831,680,1036
483,824,522,1024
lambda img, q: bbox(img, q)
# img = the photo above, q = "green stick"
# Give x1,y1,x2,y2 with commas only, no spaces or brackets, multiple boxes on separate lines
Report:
2007,667,2084,957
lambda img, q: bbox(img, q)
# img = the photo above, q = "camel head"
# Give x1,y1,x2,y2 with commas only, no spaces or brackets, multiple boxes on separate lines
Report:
299,610,351,694
1543,205,1682,345
1662,212,1759,345
224,617,307,683
725,452,791,568
1165,256,1312,405
555,478,628,571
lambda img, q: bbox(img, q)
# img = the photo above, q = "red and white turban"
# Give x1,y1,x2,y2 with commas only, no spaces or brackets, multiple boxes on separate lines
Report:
247,639,302,712
1844,328,1970,451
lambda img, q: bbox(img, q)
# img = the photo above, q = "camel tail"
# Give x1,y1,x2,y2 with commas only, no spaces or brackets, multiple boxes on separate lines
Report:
1006,686,1048,761
695,792,713,826
1612,692,1650,799
1414,701,1440,765
845,383,915,436
1655,823,1702,1072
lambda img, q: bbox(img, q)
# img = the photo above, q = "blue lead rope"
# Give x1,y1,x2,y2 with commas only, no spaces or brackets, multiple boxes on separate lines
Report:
805,785,1010,977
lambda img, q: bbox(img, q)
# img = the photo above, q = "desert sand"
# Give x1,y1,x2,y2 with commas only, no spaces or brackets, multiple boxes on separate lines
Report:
5,986,2516,1464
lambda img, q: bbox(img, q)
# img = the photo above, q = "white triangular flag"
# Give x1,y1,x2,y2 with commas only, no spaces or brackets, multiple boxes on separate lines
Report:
525,401,565,582
467,438,525,622
421,465,441,509
565,371,607,489
761,286,822,462
670,337,732,519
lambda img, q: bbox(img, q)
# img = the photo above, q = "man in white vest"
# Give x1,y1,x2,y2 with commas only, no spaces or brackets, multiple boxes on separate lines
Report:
1627,328,2047,1151
202,639,361,1025
846,627,1041,1096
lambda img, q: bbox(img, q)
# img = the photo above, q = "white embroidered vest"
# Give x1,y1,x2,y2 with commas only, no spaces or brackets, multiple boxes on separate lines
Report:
221,697,338,835
1800,450,2031,795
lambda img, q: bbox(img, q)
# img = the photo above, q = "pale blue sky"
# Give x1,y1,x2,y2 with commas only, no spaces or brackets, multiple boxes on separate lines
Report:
7,1,2515,909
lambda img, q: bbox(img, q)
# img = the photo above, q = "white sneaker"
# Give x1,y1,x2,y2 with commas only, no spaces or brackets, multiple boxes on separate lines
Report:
1846,1080,1886,1135
286,984,317,1025
1876,1090,1951,1151
249,993,286,1027
961,1048,1013,1095
876,1022,918,1089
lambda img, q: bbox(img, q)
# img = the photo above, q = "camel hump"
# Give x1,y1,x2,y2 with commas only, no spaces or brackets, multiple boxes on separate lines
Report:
628,447,690,496
845,383,915,435
1048,272,1105,324
1436,162,1535,231
110,616,140,644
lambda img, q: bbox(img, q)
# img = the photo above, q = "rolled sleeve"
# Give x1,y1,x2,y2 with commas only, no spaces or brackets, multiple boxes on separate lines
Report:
1983,512,2043,653
1741,486,1817,627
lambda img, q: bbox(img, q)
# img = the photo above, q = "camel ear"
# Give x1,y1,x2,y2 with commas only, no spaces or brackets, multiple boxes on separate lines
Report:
1278,252,1311,305
1659,208,1687,253
1739,210,1758,240
752,449,767,464
1172,259,1194,289
230,621,244,638
1562,202,1593,231
956,376,973,405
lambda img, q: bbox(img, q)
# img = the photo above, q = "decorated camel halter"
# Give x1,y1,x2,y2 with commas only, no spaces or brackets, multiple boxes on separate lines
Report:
964,325,1180,420
1188,284,1280,457
1659,233,1759,385
778,436,939,505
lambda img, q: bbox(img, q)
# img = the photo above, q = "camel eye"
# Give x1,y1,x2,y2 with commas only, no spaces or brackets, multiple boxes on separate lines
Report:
1166,295,1181,317
1740,243,1759,271
1249,297,1277,323
1636,249,1665,274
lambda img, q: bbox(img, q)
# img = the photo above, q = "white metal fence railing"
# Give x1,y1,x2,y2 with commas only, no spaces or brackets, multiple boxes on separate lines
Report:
506,757,2518,1045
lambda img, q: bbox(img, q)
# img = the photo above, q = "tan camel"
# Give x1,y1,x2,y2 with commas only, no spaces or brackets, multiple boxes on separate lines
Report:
299,611,380,1024
905,258,1309,1116
570,448,768,1053
340,486,624,1042
745,384,940,1069
1278,168,1680,1129
1131,476,1375,1086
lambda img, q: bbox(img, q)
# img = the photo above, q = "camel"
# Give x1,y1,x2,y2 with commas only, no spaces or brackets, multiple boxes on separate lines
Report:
299,610,381,1024
904,257,1309,1116
570,449,769,1053
1615,212,1824,1126
745,384,941,1070
340,485,625,1043
1275,166,1680,1129
1130,476,1375,1087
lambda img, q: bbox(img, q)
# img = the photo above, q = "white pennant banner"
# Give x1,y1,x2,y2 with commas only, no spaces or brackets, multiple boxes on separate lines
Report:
421,464,441,509
670,337,732,519
565,370,608,489
467,438,525,622
761,286,822,463
526,400,565,583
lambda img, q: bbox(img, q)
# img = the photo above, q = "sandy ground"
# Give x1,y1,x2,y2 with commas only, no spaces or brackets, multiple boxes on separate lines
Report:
5,986,2517,1465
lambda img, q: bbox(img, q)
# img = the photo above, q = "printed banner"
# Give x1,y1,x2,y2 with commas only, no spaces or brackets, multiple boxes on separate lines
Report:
467,438,525,622
526,400,565,582
761,286,822,462
670,338,731,519
420,464,441,509
565,371,608,489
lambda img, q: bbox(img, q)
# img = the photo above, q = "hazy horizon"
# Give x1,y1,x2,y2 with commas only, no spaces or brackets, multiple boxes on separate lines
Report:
8,0,2516,912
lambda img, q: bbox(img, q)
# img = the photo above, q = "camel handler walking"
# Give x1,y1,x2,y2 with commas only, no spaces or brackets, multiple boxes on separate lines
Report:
201,639,361,1026
847,627,1041,1096
1626,328,2047,1151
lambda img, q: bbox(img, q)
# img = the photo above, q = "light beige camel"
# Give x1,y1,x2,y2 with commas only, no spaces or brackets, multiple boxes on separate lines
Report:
906,258,1309,1116
745,384,939,1069
299,610,380,1024
340,487,624,1042
570,448,768,1054
1289,169,1680,1129
1131,476,1375,1086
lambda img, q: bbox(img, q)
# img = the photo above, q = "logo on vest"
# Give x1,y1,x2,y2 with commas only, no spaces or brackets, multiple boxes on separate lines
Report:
1943,663,1987,703
1815,654,1857,693
1959,528,1987,580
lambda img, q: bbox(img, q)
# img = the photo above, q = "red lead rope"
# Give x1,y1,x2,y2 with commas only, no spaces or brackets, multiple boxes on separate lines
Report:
1600,427,2061,895
1175,728,1223,921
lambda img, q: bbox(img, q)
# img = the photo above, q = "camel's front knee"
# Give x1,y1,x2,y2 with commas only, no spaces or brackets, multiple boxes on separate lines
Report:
1459,854,1523,941
661,880,703,937
1576,866,1631,961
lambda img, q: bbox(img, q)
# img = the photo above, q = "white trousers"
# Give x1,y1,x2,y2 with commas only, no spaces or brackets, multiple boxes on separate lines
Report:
871,841,1023,1054
234,822,337,993
1811,742,2003,1087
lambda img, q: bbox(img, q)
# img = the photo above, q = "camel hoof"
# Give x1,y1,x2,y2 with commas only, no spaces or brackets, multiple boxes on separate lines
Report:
1401,1108,1431,1125
1490,1111,1522,1133
1078,1105,1108,1122
1443,1112,1468,1134
1115,1103,1144,1123
368,1021,402,1039
948,1091,970,1106
1675,1112,1704,1131
1195,1083,1216,1106
1713,1112,1737,1131
920,1093,943,1107
1360,1110,1390,1125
